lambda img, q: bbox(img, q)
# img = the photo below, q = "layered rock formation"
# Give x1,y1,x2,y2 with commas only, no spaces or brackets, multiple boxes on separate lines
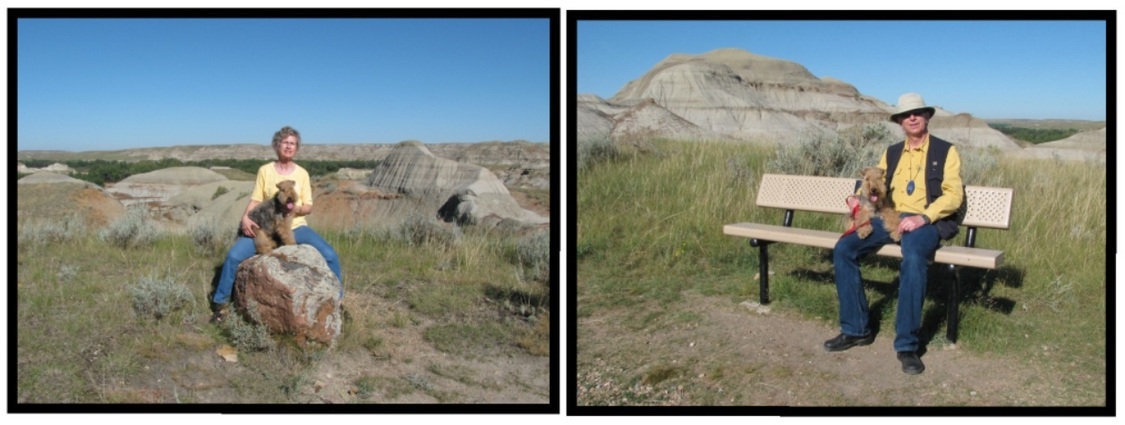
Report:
363,141,547,227
579,48,1021,151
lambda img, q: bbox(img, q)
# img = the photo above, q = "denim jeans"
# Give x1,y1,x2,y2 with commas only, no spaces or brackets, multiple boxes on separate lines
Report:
832,215,940,352
211,226,343,305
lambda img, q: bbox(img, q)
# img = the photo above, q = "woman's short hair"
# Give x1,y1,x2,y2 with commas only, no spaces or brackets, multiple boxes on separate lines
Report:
271,126,301,150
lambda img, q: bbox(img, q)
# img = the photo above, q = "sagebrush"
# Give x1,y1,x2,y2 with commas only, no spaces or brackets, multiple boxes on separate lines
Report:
130,273,194,320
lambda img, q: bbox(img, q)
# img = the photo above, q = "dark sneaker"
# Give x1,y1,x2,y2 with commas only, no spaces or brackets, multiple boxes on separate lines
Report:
823,332,875,352
897,351,925,375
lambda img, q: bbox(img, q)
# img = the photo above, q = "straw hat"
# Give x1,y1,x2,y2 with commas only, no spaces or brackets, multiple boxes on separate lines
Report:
890,92,936,122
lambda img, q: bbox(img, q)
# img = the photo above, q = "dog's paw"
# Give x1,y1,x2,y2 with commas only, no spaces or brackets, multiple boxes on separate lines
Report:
856,226,872,239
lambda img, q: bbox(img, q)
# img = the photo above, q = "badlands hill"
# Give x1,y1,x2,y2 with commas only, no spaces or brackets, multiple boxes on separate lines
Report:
578,48,1051,152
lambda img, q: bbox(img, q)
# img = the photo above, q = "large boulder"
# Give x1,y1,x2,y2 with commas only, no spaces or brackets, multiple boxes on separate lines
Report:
234,245,343,347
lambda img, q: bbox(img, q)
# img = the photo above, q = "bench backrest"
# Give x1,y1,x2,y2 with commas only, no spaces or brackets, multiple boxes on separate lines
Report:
755,174,1013,230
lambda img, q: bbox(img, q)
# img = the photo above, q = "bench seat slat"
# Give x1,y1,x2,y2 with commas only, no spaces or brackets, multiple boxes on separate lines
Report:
723,222,1003,269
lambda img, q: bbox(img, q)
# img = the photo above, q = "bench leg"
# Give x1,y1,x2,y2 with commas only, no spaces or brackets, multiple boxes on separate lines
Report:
946,264,959,344
757,241,770,305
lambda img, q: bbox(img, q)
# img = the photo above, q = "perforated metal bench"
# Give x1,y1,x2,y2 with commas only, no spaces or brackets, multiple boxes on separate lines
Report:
723,173,1014,342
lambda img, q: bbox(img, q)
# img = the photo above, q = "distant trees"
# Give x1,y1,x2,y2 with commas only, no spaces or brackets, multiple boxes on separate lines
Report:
987,123,1080,144
27,158,382,186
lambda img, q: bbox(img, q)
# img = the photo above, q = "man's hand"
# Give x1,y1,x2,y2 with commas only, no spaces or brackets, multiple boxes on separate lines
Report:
898,215,928,234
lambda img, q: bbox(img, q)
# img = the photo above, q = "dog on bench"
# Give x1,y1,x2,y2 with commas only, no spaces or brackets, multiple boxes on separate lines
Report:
847,167,901,241
248,180,298,254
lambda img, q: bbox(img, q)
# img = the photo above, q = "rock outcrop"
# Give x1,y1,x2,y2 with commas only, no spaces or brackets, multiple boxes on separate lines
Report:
579,48,1021,151
363,141,547,227
18,162,74,174
17,173,126,227
178,181,256,232
106,166,228,208
234,245,343,347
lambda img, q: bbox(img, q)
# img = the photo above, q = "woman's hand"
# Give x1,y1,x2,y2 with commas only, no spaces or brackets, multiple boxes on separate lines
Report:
241,215,259,237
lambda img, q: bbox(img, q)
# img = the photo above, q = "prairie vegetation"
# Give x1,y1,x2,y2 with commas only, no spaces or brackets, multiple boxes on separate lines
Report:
16,212,551,403
577,130,1105,405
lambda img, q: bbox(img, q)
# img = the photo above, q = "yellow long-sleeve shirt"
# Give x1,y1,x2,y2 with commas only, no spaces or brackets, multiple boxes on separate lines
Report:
875,134,964,224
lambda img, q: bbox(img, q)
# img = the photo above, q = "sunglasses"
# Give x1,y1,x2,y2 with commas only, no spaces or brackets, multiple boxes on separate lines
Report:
896,110,930,121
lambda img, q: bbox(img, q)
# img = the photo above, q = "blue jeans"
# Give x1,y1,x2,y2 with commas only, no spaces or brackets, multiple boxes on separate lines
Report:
211,226,343,305
832,215,940,352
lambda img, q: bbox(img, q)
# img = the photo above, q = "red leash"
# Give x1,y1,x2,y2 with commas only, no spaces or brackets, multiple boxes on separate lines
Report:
841,202,870,239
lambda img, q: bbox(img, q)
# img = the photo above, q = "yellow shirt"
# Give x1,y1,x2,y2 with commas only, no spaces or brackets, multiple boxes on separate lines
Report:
875,134,964,224
252,162,313,229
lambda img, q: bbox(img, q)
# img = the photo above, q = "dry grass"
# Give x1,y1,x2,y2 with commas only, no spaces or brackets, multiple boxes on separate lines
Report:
16,217,551,404
577,137,1105,405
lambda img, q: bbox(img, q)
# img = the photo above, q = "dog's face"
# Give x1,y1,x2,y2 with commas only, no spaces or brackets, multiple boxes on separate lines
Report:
859,167,886,204
275,180,298,205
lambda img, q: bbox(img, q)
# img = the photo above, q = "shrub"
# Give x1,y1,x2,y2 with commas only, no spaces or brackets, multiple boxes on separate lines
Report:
189,216,233,256
18,213,87,245
130,273,194,320
223,301,274,352
99,210,162,249
768,123,893,177
959,146,1003,187
577,136,621,171
512,230,550,282
394,213,462,248
56,264,80,281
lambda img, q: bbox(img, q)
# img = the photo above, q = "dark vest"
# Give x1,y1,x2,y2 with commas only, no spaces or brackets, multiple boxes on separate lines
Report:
884,135,961,240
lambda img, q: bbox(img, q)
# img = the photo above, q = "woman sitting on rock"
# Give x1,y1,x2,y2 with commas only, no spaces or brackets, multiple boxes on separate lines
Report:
209,125,343,324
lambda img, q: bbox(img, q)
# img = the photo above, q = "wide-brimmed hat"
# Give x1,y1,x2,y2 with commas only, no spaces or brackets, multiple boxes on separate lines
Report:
889,92,936,122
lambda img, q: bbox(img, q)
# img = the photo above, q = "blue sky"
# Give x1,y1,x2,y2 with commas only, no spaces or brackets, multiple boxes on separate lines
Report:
17,17,551,151
577,19,1107,121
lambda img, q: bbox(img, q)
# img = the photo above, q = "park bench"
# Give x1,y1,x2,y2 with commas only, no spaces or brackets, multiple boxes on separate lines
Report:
723,173,1014,343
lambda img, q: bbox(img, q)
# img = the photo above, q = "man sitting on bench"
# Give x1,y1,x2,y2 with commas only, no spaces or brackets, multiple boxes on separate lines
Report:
824,93,964,375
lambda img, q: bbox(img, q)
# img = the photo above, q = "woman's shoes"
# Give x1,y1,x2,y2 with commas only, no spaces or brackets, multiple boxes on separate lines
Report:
209,303,228,324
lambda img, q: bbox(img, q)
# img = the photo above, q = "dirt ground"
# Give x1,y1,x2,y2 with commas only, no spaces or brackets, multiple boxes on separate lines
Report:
576,293,1091,406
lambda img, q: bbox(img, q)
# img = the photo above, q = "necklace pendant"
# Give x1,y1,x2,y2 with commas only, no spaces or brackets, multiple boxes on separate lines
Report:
907,180,915,195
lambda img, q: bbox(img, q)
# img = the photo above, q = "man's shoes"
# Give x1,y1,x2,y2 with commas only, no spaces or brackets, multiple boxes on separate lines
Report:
897,351,925,375
823,332,875,352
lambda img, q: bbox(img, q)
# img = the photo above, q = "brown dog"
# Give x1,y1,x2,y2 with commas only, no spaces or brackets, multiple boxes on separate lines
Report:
248,180,298,254
847,167,901,241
